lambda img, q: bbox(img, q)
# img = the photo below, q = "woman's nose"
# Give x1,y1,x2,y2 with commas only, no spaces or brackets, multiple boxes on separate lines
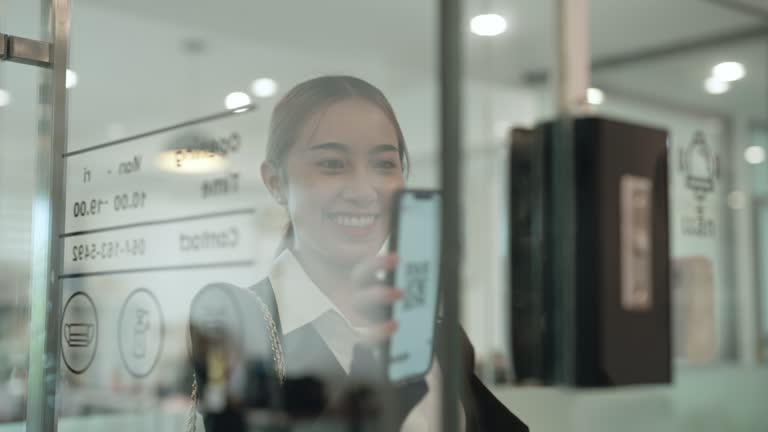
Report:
341,169,378,207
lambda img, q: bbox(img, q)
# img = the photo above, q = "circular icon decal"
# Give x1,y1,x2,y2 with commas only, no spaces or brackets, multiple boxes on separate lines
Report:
118,288,164,378
61,292,99,374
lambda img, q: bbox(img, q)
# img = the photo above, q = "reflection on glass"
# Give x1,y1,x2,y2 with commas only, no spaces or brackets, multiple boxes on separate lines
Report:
1,0,49,424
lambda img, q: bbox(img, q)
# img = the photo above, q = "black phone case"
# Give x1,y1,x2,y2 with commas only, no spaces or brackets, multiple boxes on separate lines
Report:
384,188,443,384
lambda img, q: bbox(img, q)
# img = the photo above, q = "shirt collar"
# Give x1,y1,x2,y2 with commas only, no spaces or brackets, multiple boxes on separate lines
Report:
267,240,390,335
268,249,342,335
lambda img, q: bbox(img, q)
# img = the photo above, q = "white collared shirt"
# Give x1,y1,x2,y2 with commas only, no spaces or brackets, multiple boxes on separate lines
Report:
268,249,465,432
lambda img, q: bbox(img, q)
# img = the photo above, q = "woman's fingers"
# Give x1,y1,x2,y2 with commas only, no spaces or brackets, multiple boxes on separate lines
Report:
350,253,399,286
347,253,402,331
351,285,402,308
352,285,402,322
357,320,399,344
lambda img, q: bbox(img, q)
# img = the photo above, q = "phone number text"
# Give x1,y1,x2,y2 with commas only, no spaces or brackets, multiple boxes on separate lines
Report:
71,239,146,262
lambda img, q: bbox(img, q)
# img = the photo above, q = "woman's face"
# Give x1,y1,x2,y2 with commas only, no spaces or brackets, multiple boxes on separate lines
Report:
281,98,405,264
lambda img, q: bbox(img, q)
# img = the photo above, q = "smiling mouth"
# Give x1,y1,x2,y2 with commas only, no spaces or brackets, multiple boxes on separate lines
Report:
327,213,379,228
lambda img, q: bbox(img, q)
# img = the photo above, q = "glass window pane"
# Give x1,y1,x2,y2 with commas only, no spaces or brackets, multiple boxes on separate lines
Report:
60,2,462,431
0,0,50,429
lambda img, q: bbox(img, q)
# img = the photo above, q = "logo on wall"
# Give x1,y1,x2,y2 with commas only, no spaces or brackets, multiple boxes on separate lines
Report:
679,131,719,237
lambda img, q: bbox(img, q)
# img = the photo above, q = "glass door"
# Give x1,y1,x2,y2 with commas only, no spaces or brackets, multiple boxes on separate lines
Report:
3,1,475,431
1,0,69,432
50,1,458,432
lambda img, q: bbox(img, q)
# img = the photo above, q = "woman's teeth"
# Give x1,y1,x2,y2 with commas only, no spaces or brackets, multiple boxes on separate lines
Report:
332,215,376,227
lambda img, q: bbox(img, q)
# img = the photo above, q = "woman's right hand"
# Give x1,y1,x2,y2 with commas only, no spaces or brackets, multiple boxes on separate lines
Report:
347,252,403,344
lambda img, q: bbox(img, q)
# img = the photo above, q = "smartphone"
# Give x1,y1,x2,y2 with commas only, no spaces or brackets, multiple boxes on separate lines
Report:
386,189,442,383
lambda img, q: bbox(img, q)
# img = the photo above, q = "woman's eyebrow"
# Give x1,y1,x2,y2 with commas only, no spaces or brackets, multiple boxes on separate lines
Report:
308,142,349,152
369,144,399,155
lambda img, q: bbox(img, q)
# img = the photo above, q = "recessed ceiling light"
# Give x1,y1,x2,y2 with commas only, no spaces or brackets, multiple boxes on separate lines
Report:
66,69,78,89
744,145,766,165
225,92,251,112
0,89,11,107
712,62,746,82
470,14,507,36
587,87,605,105
157,150,227,174
704,77,729,95
251,78,278,98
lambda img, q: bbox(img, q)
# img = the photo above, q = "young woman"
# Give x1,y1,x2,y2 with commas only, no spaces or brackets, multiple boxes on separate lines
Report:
195,75,527,432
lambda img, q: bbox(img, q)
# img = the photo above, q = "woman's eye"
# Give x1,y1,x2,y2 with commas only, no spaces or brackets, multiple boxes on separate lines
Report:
372,160,397,170
318,159,345,170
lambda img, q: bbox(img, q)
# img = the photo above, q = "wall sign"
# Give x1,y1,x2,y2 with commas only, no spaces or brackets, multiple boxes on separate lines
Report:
58,107,264,392
679,131,720,237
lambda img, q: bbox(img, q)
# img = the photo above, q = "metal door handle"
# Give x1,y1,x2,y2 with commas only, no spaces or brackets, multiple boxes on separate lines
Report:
0,32,52,68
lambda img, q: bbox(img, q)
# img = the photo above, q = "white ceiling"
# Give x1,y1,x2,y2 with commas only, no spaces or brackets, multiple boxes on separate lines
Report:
70,0,768,87
0,0,767,161
2,0,767,121
587,0,768,118
3,0,765,116
594,36,768,117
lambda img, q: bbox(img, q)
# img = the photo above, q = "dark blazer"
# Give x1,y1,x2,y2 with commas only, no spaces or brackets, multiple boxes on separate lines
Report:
195,279,528,432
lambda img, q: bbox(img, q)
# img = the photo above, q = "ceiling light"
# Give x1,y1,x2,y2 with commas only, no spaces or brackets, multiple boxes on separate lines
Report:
0,89,11,107
470,14,507,36
587,87,605,105
251,78,278,98
712,62,746,82
66,69,78,89
157,150,227,174
744,145,766,165
225,92,251,112
704,77,729,95
157,130,230,174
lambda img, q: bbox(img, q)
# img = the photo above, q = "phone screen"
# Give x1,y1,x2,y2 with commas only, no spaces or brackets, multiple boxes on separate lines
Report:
387,190,442,383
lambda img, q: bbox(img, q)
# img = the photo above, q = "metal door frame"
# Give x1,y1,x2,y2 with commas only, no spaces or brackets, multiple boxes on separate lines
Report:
17,1,69,432
2,1,69,431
